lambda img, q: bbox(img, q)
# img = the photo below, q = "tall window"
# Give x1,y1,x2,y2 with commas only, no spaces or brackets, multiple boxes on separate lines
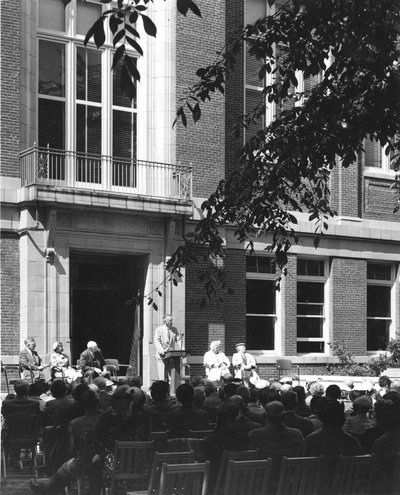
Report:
367,263,394,351
297,258,327,353
246,256,277,350
364,139,397,174
244,0,324,141
37,0,138,186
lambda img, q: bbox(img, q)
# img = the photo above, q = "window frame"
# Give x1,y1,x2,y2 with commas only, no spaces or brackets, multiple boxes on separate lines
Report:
245,255,281,354
296,257,329,355
363,139,397,177
366,262,396,354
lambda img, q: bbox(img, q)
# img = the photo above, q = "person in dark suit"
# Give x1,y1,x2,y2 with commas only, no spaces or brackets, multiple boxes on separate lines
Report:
44,380,74,426
79,341,108,384
19,337,49,381
1,380,41,416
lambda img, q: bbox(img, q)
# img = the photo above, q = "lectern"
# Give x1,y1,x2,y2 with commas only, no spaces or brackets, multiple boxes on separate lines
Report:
164,350,187,394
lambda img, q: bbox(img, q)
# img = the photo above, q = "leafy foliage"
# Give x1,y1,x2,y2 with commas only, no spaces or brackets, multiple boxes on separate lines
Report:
170,0,400,286
327,337,400,377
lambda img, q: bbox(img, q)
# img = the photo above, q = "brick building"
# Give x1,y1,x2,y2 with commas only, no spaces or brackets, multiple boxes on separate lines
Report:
1,0,400,387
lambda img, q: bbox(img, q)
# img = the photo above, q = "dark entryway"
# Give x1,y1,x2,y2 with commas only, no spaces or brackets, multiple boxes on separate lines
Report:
70,252,147,368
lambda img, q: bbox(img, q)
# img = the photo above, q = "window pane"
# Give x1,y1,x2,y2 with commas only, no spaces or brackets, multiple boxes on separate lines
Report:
39,0,65,32
367,286,391,317
246,256,274,273
246,42,264,87
367,319,390,351
76,0,103,36
297,259,325,276
297,303,323,316
297,317,323,338
113,59,137,108
38,99,65,149
364,138,382,168
246,279,275,314
245,88,264,139
113,110,136,159
297,282,324,303
367,263,391,281
297,341,324,353
246,316,274,350
77,48,102,103
246,256,257,273
39,40,65,96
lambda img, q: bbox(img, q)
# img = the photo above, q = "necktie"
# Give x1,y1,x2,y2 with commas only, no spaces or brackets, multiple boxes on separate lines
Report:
242,353,247,365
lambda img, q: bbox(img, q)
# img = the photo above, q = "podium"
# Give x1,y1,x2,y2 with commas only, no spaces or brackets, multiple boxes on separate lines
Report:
164,350,187,394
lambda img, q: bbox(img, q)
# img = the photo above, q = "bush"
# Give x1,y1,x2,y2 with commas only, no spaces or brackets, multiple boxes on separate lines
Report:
327,338,400,377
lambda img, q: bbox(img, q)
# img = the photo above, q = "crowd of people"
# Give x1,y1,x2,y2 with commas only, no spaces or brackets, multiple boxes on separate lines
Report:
2,337,400,494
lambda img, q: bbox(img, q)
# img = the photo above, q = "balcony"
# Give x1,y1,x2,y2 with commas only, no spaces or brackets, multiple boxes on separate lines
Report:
19,146,193,213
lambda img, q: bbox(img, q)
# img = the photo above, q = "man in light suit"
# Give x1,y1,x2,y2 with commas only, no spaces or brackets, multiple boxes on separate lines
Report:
232,342,257,386
19,337,49,381
154,314,182,381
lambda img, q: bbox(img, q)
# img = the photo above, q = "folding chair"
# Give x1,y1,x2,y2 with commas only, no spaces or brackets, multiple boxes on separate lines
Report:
276,456,320,495
150,431,169,453
106,440,154,494
2,413,41,479
276,359,300,383
213,450,260,495
185,438,206,462
331,454,373,495
188,429,214,439
158,461,210,495
105,358,130,383
166,438,191,452
146,451,196,495
222,459,272,495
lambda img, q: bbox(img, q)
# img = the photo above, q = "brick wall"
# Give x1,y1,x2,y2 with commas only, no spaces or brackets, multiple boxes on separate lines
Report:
1,233,20,355
176,0,226,198
329,257,367,354
1,0,21,177
225,0,244,179
364,177,400,222
280,254,297,355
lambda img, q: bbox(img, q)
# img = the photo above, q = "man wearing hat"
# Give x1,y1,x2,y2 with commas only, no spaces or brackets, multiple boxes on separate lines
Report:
232,343,257,386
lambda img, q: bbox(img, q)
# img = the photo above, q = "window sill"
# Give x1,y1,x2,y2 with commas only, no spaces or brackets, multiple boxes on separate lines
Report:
364,169,396,180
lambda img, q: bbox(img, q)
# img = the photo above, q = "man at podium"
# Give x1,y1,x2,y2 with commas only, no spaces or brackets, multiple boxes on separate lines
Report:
154,314,182,381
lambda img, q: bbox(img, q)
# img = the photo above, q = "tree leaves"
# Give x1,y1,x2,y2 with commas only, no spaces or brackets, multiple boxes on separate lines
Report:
141,15,157,37
84,16,105,48
177,0,202,18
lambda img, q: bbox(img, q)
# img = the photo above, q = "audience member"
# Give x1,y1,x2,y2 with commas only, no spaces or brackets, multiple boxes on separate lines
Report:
227,395,261,434
298,400,362,494
203,380,221,422
1,380,40,416
377,375,392,399
359,399,390,453
44,379,74,426
143,380,179,430
193,386,206,409
92,377,113,411
306,381,325,405
343,394,374,435
281,391,313,438
236,385,265,425
245,387,266,425
326,384,342,401
28,381,46,412
190,375,205,388
309,396,324,431
293,385,311,417
166,384,210,437
203,403,250,491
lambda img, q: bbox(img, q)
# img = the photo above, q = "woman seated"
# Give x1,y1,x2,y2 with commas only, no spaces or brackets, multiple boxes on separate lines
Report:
50,341,82,384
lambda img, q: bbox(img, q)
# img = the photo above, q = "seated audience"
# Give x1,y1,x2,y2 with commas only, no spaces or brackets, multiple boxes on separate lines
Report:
203,380,222,422
359,399,390,454
293,385,311,417
193,386,206,409
245,386,266,425
28,380,47,412
203,403,250,491
281,391,313,438
298,400,362,494
92,376,113,411
143,380,179,430
343,394,374,435
370,398,400,494
1,380,40,416
44,379,74,426
227,395,261,434
309,396,324,431
166,384,210,437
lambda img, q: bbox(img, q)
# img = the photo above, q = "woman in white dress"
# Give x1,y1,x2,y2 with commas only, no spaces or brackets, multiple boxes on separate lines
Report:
203,340,231,383
50,341,81,383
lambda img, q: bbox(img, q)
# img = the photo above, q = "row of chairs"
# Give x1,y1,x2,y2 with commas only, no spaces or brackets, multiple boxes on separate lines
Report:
87,439,400,495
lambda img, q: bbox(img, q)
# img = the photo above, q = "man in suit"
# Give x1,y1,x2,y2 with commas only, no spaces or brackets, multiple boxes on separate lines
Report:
19,337,49,381
79,341,108,384
154,314,182,381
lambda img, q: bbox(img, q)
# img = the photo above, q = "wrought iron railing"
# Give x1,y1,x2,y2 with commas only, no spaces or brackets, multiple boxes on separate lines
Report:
20,146,192,202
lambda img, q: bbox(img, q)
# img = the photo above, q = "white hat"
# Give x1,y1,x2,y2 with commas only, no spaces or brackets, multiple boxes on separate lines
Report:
255,379,270,389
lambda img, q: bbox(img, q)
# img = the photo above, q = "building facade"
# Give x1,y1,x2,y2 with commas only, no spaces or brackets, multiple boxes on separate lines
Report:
1,0,400,387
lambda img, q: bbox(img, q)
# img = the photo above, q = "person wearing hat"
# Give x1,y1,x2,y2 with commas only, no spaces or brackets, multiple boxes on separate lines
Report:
232,342,256,386
51,341,82,383
343,394,375,435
